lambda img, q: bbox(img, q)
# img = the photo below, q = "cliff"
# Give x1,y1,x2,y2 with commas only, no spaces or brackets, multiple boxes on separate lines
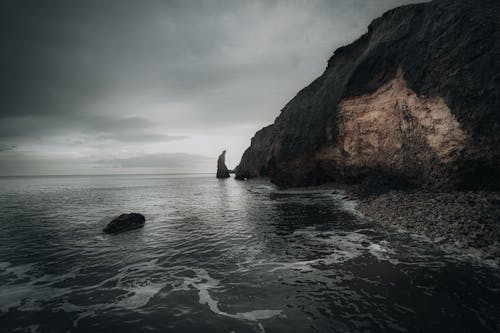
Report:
236,0,500,189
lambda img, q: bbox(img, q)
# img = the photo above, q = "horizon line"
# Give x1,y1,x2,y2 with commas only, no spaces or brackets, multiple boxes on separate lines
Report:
0,172,216,178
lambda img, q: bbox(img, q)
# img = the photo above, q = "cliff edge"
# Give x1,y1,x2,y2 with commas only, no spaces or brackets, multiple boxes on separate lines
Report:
236,0,500,189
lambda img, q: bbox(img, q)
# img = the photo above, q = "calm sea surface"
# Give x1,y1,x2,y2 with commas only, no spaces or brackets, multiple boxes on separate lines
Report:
0,174,499,333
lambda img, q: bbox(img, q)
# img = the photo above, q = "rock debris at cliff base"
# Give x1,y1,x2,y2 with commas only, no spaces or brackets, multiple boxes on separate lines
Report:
342,185,500,263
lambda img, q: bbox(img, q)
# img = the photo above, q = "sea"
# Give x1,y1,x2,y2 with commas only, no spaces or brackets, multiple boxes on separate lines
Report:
0,174,499,333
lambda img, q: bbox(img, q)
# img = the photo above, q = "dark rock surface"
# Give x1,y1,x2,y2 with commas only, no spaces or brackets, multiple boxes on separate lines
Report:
216,150,230,179
236,0,500,189
235,125,274,180
103,213,145,234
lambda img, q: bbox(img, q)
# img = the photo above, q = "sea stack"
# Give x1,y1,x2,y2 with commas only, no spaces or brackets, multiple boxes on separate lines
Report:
216,150,230,178
236,0,500,189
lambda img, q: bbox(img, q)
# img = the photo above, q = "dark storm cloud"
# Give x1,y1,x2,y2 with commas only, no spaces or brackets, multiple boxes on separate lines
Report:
0,0,186,143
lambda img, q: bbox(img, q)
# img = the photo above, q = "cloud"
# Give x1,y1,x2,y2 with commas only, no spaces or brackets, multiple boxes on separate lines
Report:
96,133,188,143
99,153,212,168
0,144,16,152
0,114,187,144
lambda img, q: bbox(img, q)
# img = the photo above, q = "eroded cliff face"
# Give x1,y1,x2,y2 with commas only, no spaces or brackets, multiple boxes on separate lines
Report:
236,0,500,189
316,68,468,187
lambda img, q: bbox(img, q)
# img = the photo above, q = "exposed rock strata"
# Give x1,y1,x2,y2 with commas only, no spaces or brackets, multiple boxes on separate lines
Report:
236,0,500,189
316,68,468,187
216,150,230,179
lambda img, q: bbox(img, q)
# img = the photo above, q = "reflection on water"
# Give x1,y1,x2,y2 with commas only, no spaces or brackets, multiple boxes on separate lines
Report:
0,175,499,332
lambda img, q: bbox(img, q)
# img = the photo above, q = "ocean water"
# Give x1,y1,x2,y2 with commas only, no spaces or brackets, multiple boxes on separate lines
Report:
0,174,499,333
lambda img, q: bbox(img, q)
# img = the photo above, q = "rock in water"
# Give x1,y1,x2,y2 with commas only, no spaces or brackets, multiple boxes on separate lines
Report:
235,0,500,189
216,150,230,178
103,213,145,234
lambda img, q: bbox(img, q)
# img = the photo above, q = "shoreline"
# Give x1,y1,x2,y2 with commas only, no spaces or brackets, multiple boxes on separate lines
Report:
257,178,500,265
336,184,500,265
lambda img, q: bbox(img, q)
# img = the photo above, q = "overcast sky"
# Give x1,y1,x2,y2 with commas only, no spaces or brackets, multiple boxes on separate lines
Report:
0,0,423,175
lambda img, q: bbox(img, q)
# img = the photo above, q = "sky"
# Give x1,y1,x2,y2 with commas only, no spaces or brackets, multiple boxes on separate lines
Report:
0,0,424,176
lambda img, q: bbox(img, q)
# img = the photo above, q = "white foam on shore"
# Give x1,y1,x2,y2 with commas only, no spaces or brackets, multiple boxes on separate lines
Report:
13,324,40,333
327,190,365,218
266,229,393,273
173,268,282,324
0,261,80,313
114,281,167,309
0,258,172,320
0,261,36,280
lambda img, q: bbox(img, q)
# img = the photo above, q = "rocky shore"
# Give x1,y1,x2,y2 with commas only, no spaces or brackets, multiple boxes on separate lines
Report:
340,184,500,264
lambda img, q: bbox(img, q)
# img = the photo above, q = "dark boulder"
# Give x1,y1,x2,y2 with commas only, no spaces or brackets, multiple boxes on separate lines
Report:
103,213,145,234
216,150,230,178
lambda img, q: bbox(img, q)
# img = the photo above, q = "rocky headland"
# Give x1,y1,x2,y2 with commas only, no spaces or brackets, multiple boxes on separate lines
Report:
236,0,499,190
235,0,500,259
